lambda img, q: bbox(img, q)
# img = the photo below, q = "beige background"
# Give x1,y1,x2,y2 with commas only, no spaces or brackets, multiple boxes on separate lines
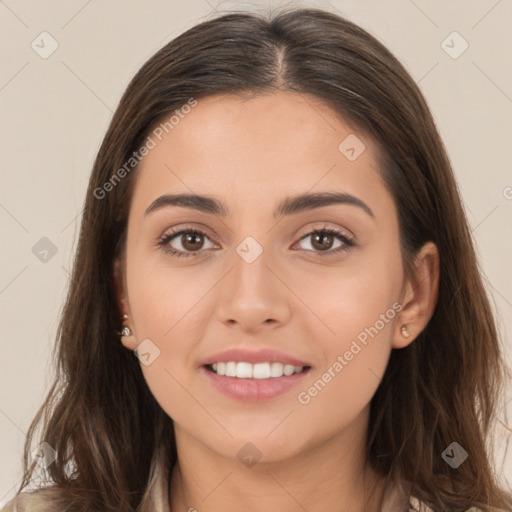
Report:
1,0,511,505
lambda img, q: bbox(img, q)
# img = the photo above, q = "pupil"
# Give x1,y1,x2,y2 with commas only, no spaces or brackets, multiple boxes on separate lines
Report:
184,233,202,250
314,233,332,251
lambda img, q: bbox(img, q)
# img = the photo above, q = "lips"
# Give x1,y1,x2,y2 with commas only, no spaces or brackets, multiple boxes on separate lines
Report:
201,366,310,401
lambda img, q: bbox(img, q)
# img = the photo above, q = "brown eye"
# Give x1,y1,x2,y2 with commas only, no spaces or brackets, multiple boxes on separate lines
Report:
310,232,336,251
296,227,354,255
158,229,215,258
181,232,205,251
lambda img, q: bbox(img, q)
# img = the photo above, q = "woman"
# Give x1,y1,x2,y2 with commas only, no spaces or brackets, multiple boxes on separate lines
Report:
5,6,511,512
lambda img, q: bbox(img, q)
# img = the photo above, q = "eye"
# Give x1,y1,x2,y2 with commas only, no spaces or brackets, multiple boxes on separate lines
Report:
157,227,216,258
294,226,354,256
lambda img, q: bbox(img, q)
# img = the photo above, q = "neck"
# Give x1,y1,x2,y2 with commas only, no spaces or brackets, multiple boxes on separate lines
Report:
169,410,386,512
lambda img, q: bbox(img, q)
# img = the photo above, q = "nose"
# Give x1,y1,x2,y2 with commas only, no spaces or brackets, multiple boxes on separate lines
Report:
215,245,292,333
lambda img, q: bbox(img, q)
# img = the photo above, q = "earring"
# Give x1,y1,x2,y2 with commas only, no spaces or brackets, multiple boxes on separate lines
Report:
118,314,132,336
401,325,410,338
119,326,132,336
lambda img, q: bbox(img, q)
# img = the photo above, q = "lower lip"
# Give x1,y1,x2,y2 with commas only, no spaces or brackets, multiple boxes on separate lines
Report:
200,366,310,401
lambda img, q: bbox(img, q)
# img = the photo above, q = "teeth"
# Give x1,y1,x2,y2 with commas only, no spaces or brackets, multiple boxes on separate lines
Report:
210,361,306,378
253,363,270,379
270,362,284,377
236,362,253,378
284,364,295,376
225,361,237,377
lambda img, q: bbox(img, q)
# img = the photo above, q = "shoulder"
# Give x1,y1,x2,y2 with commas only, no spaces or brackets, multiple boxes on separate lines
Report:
2,488,58,512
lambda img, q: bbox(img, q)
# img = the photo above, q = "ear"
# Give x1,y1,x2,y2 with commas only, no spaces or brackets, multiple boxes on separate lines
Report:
393,241,440,349
113,259,137,350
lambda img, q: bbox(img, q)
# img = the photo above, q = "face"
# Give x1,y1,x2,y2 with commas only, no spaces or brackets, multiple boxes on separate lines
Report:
117,91,412,463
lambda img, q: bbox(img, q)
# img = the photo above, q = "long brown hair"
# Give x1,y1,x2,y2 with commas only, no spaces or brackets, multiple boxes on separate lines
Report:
12,6,512,511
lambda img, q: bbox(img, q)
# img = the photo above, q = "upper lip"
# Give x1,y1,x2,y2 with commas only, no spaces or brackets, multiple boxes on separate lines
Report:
201,348,310,367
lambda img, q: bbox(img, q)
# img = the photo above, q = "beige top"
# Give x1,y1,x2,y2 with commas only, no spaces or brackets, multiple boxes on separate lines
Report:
2,477,503,511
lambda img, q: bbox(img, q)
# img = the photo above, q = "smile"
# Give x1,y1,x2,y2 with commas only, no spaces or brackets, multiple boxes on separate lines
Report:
202,363,311,401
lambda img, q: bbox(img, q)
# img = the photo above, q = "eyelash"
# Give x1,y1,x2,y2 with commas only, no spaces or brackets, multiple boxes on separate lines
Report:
157,225,355,259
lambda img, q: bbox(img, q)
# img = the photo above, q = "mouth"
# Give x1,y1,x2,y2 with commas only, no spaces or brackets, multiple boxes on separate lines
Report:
201,361,312,401
206,361,310,379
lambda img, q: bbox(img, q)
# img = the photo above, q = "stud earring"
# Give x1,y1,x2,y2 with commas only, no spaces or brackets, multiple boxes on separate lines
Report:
118,314,132,336
119,326,132,336
401,325,410,338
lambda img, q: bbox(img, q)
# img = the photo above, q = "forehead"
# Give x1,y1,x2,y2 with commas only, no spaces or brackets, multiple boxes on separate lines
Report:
132,91,387,214
144,91,368,162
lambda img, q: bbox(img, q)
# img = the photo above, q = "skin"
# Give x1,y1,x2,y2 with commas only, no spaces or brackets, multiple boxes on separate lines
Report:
115,91,439,512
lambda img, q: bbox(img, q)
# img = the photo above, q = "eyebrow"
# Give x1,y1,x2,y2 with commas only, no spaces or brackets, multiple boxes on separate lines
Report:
145,192,375,220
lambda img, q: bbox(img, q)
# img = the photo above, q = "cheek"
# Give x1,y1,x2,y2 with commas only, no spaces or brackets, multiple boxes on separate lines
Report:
295,298,396,435
293,248,402,416
299,243,403,347
124,255,217,415
126,249,214,341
